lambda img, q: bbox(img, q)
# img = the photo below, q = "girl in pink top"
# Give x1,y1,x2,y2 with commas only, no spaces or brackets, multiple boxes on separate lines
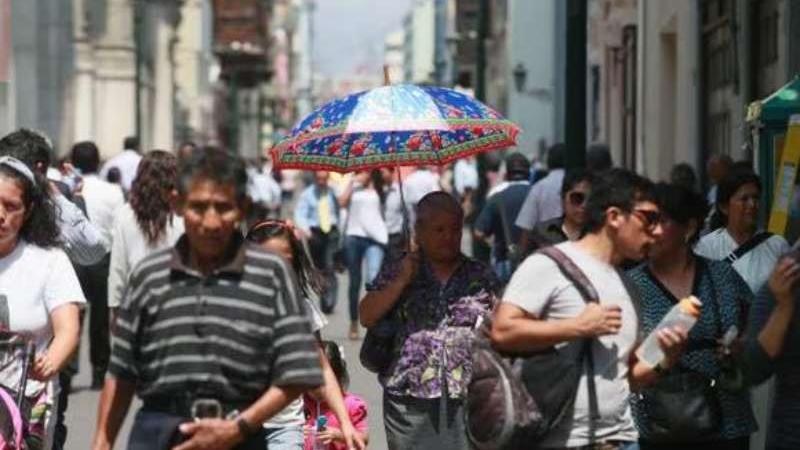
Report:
304,341,368,450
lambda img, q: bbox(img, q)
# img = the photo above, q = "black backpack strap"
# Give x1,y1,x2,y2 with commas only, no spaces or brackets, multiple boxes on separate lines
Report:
725,232,772,264
496,194,520,268
537,246,600,441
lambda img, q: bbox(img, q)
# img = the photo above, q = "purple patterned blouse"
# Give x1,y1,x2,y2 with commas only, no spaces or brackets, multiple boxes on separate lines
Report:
366,255,500,399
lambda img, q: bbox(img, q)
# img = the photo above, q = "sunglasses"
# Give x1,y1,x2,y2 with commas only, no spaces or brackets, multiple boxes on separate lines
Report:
567,191,588,206
247,219,294,241
631,208,662,231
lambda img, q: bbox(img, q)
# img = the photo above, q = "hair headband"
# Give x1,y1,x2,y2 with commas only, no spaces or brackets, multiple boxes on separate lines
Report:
0,156,37,185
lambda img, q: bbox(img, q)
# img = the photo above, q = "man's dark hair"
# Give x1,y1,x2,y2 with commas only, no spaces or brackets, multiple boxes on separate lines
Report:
561,168,594,197
0,129,53,173
177,146,248,202
586,143,612,172
583,168,657,234
505,152,530,181
71,141,101,174
654,182,708,244
546,143,566,170
669,163,698,192
124,136,140,152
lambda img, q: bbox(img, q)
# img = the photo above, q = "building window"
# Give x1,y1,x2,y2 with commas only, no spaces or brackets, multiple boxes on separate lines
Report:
702,0,735,90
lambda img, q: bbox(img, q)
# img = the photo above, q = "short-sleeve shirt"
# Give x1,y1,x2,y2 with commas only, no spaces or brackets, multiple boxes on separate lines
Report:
514,168,565,231
110,235,323,404
627,257,756,440
502,241,639,447
0,242,86,397
694,228,790,294
474,181,531,260
367,255,500,399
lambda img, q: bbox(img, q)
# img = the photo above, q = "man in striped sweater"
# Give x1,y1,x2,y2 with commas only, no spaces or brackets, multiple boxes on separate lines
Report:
92,148,323,450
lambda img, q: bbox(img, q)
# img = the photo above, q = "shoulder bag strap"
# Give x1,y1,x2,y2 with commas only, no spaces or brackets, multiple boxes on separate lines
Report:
496,194,520,268
725,232,772,264
537,246,600,441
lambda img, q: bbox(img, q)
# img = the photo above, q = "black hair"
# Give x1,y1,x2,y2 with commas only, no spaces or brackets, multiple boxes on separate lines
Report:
654,182,708,244
321,340,349,390
0,129,53,172
177,146,249,203
505,152,530,181
124,136,140,152
709,166,761,230
0,165,60,248
561,168,594,197
546,143,566,170
245,220,326,299
71,141,101,174
669,163,698,192
585,143,612,172
415,191,463,228
583,168,657,234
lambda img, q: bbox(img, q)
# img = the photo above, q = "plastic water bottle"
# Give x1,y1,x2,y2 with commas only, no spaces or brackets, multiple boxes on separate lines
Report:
312,415,328,450
636,296,702,368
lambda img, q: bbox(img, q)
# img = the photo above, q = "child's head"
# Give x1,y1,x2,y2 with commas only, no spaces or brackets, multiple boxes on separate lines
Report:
321,340,349,391
246,220,323,298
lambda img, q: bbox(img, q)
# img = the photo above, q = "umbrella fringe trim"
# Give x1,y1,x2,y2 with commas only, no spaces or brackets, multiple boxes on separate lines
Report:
269,134,517,174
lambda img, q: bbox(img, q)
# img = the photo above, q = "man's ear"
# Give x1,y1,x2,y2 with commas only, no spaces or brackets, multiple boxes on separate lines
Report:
605,206,625,231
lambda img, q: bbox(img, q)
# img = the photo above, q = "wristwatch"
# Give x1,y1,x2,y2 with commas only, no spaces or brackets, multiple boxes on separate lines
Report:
236,415,257,437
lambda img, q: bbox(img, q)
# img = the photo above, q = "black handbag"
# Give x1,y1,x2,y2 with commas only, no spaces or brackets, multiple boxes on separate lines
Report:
637,259,728,444
638,370,721,444
359,307,402,374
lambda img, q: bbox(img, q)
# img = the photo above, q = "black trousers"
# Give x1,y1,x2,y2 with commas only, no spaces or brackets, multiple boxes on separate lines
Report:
76,254,111,375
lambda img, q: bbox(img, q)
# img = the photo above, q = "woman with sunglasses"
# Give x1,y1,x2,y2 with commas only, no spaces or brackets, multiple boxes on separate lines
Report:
0,156,85,448
628,183,755,450
246,220,366,450
524,169,593,256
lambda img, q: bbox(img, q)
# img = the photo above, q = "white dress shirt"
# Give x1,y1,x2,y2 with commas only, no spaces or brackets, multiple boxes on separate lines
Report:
80,175,126,249
100,150,142,192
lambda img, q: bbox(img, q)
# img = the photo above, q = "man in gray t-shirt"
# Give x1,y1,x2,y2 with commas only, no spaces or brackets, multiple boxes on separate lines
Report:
492,169,689,450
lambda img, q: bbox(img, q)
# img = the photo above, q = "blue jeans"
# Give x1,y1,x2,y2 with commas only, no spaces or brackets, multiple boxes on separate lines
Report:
264,425,304,450
128,409,266,450
344,235,385,322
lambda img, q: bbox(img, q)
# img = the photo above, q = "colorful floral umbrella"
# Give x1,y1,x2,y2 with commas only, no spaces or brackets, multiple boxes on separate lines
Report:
270,84,520,173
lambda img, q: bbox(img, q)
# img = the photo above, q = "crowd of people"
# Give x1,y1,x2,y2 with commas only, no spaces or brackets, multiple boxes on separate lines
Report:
0,125,798,450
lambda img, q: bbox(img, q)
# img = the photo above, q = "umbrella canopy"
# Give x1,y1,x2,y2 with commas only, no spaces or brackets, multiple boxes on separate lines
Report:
270,84,520,173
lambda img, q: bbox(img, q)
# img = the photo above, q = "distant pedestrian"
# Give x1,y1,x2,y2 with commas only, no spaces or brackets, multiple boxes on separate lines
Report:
107,150,184,312
474,152,531,282
670,162,699,192
100,136,142,193
705,154,733,207
338,170,388,340
360,191,500,450
381,167,407,259
92,148,324,450
523,168,593,256
515,143,566,237
71,141,125,389
402,166,440,227
295,171,340,314
303,341,369,450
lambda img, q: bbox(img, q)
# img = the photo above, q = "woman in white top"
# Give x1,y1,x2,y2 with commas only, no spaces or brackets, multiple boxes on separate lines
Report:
695,168,789,293
339,171,388,340
694,167,789,450
108,150,184,309
0,156,84,448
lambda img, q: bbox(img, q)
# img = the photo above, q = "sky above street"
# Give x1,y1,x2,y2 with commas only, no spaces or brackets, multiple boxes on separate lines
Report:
313,0,412,77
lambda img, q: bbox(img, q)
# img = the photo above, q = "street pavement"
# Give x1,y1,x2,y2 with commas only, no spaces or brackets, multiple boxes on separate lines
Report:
63,273,389,450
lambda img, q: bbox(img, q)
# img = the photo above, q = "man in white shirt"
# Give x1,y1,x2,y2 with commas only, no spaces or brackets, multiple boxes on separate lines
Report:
99,136,142,193
71,141,125,390
403,166,441,226
515,143,567,234
492,168,688,450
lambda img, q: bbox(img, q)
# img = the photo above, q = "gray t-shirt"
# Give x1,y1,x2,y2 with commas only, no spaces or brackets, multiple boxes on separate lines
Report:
502,242,639,447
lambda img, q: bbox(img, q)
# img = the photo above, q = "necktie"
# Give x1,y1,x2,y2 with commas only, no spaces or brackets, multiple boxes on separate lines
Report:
318,193,332,233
